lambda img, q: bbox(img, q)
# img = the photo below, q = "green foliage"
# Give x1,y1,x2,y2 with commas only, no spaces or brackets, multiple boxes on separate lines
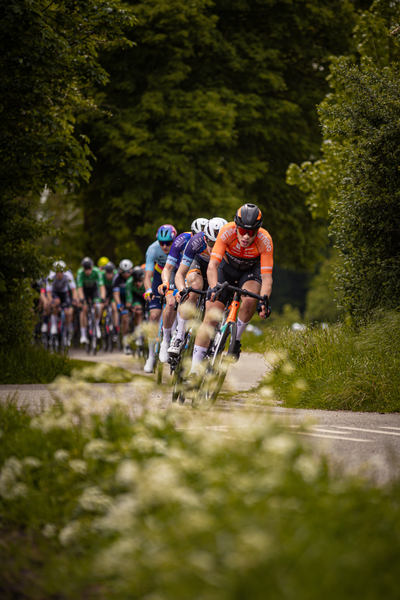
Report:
0,198,51,347
0,0,135,200
305,250,343,323
326,62,400,320
0,346,136,384
286,0,400,320
263,310,400,412
78,0,357,264
0,0,135,347
1,392,400,598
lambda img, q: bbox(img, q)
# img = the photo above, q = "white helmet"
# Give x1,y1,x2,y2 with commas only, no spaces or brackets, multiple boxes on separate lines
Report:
191,217,209,235
119,259,133,273
53,260,66,272
204,218,228,242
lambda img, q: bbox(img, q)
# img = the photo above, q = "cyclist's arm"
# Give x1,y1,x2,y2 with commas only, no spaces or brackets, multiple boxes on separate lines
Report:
113,289,121,305
99,284,106,300
144,270,153,294
206,259,219,289
260,273,272,299
175,263,190,292
71,287,78,302
77,286,85,301
161,262,174,285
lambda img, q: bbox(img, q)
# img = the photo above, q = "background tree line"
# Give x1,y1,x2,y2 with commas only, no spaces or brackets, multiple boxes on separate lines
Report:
3,0,398,348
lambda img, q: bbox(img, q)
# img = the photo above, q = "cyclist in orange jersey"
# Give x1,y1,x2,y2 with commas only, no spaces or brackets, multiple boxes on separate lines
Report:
189,203,273,375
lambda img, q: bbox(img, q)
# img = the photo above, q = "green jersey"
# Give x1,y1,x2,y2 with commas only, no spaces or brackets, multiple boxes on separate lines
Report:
76,266,104,288
125,276,145,305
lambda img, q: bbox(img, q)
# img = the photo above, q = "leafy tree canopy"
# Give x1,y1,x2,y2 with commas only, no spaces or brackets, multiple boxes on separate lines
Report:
0,0,135,201
287,0,400,321
0,0,135,348
78,0,358,265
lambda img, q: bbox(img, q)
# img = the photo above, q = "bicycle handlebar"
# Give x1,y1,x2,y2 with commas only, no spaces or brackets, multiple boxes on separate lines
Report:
214,281,269,306
174,286,207,310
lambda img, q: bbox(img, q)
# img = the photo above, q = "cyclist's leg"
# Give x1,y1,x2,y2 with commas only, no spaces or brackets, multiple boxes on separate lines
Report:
190,259,235,374
50,294,61,335
144,294,162,372
234,266,262,354
94,290,103,339
80,288,90,343
170,258,206,357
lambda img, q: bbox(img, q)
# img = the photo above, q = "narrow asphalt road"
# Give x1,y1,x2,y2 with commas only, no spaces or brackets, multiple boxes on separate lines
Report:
1,349,399,484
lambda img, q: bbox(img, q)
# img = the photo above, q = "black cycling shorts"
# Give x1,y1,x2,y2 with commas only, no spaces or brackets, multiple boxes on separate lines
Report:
52,291,71,306
83,285,101,303
209,259,261,305
187,254,209,282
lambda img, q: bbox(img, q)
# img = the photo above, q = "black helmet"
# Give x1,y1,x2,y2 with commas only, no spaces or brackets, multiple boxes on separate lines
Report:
104,261,116,273
132,266,144,280
81,256,94,269
234,204,263,230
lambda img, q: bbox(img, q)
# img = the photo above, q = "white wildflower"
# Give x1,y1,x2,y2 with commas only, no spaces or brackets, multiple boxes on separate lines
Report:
22,456,42,469
262,434,297,456
0,457,27,500
143,413,164,430
95,537,138,574
93,494,138,534
30,412,73,433
83,438,112,460
131,433,156,453
260,386,275,399
115,460,140,488
104,452,122,463
78,486,113,514
42,523,57,538
59,520,81,546
3,456,22,477
294,454,320,483
54,449,70,462
69,459,88,475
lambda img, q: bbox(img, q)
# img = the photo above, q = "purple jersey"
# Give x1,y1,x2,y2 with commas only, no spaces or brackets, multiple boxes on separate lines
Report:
181,232,209,267
166,231,192,269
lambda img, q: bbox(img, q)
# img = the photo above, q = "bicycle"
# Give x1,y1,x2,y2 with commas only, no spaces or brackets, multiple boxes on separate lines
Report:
153,294,166,384
170,287,207,404
102,302,115,352
190,282,269,410
82,299,98,355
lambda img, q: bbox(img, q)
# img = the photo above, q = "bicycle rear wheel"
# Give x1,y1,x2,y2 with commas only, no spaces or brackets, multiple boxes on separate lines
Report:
171,330,194,404
194,321,237,410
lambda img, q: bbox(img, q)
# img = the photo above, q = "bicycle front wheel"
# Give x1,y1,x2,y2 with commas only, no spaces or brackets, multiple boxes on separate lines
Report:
195,321,237,410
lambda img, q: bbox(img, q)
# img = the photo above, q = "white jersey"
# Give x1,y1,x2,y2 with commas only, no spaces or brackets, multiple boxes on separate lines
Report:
46,270,76,293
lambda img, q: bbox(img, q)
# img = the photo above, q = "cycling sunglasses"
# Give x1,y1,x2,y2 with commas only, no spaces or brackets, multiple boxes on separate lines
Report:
237,226,259,237
159,241,173,247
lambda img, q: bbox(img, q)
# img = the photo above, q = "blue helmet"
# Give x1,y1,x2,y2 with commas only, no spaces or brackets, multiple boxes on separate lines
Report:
156,224,177,243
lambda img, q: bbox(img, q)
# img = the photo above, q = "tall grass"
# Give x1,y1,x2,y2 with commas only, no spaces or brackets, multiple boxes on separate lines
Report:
262,310,400,412
1,377,400,599
0,345,135,384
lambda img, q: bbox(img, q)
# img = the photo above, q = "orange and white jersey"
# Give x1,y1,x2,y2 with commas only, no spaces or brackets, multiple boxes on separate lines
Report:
211,222,273,273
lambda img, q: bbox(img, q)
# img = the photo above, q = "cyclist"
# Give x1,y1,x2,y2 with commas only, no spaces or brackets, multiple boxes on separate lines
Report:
157,217,208,363
143,224,177,373
112,259,134,354
76,257,106,344
46,260,78,344
103,261,119,340
97,256,110,271
189,204,273,376
125,265,146,347
168,217,227,358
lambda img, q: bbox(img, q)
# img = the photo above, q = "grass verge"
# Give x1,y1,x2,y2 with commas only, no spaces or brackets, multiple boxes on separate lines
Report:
1,388,400,599
259,309,400,412
0,345,135,385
